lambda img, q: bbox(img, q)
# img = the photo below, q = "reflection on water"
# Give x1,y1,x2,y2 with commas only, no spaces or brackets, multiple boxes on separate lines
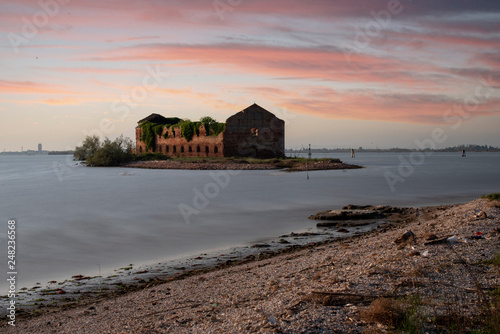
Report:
0,152,499,289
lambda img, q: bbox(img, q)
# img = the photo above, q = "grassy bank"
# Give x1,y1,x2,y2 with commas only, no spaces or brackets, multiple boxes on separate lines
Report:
128,154,361,171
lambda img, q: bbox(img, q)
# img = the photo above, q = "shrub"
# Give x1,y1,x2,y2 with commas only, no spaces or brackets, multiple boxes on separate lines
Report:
486,287,500,332
74,135,133,166
214,122,225,135
484,254,500,267
482,193,500,201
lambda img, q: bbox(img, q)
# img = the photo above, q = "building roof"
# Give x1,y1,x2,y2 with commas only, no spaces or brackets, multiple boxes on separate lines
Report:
226,103,283,122
137,114,181,125
137,104,280,127
241,103,269,114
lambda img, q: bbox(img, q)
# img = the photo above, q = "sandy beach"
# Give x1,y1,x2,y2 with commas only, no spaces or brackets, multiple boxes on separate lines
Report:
3,197,499,333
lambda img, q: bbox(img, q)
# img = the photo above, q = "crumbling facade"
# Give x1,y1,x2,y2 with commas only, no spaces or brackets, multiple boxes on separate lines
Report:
136,104,285,158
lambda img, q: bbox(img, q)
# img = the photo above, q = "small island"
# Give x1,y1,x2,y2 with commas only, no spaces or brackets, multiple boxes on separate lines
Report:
123,156,361,171
74,103,362,171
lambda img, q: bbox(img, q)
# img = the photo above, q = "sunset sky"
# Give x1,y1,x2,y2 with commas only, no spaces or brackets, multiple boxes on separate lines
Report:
1,0,499,151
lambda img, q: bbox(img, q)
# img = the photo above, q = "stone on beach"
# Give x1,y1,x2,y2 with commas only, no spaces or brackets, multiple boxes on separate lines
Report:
394,230,415,245
309,209,385,223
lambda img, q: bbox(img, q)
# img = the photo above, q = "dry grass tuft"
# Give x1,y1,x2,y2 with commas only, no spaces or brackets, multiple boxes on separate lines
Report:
485,200,500,208
360,298,404,327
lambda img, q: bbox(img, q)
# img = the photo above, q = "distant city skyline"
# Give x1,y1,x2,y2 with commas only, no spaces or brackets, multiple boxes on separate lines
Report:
1,1,499,151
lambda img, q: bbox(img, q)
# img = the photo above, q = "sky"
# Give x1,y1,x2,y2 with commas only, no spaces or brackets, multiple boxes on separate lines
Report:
1,0,499,151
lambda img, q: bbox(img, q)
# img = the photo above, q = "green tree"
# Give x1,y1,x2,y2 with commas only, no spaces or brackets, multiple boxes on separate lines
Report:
200,116,217,135
74,135,133,166
73,135,100,161
200,116,224,136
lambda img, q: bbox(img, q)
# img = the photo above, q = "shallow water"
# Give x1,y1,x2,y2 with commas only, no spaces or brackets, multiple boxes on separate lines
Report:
0,152,499,290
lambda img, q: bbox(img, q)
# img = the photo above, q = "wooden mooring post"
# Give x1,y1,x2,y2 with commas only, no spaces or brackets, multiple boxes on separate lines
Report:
307,144,311,180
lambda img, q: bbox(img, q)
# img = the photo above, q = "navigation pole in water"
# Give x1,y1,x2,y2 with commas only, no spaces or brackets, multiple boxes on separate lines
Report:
306,144,311,180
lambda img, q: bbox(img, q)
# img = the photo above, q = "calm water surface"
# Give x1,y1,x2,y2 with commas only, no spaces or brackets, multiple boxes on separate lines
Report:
0,152,499,290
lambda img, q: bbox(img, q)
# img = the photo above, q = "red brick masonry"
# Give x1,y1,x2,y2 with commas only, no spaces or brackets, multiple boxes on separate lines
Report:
136,104,285,158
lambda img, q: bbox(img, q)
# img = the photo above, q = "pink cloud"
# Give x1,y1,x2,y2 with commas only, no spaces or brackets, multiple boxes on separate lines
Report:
39,98,80,105
472,53,500,69
379,30,500,49
85,43,445,88
0,80,73,95
2,0,499,129
33,66,138,75
244,86,500,124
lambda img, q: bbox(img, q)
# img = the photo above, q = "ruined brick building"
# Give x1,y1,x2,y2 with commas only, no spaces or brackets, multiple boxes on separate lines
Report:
136,104,285,158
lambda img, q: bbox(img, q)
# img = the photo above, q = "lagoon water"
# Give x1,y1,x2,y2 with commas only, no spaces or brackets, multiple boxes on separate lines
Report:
1,152,499,291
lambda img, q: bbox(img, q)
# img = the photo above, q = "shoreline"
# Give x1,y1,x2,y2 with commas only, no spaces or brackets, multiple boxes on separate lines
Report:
122,158,361,171
3,198,499,332
1,217,384,318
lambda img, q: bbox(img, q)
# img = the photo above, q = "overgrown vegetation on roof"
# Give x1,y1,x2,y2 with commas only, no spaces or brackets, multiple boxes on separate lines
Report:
200,116,225,137
139,116,225,149
140,118,179,151
179,120,200,142
139,122,156,151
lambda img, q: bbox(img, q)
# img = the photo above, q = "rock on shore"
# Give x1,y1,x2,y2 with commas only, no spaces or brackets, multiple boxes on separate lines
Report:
4,198,499,333
309,204,423,227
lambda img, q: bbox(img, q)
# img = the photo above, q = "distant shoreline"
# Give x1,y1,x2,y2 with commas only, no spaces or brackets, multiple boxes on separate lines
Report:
287,147,500,154
0,151,73,156
1,147,499,156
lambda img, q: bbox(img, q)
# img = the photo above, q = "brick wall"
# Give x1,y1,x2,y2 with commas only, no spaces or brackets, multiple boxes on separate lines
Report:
136,125,224,157
223,104,284,158
135,104,284,158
